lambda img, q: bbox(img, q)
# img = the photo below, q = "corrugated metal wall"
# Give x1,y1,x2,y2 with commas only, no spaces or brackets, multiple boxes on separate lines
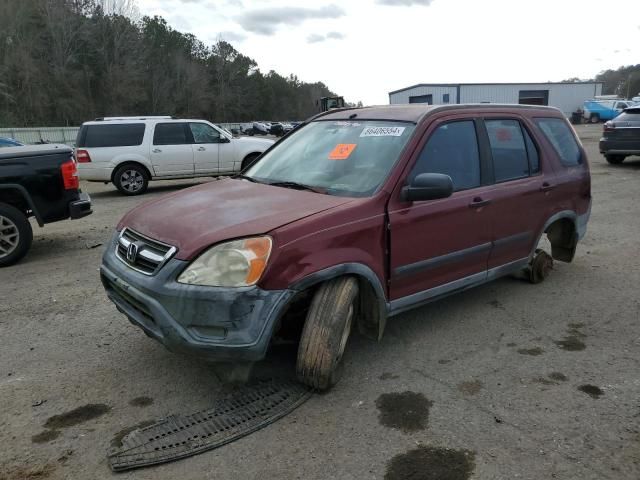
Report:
389,85,458,105
390,83,603,116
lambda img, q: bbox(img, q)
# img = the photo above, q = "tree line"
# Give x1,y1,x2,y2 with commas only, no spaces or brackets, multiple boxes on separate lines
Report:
564,64,640,99
0,0,338,127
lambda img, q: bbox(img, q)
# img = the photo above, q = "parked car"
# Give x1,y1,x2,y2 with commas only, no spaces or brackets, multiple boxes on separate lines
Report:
75,116,273,195
251,121,270,135
0,144,92,266
600,105,640,163
583,99,632,123
269,122,285,136
100,104,591,390
0,137,23,148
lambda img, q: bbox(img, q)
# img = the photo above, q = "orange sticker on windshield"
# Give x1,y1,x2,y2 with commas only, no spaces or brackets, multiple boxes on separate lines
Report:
328,143,356,160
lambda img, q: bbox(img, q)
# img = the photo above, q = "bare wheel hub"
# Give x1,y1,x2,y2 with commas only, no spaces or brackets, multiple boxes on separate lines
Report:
0,215,19,259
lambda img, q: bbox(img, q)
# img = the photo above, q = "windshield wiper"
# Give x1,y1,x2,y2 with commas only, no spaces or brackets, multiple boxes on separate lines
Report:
231,173,260,183
267,181,326,194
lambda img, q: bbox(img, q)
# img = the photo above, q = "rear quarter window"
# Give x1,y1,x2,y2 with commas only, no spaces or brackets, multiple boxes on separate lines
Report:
534,118,582,167
78,124,145,148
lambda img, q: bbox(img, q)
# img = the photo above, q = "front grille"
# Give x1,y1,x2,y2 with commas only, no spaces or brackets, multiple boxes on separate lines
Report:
115,228,176,275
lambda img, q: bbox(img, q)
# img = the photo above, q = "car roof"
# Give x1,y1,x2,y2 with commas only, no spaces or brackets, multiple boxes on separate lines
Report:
82,118,211,126
316,103,562,123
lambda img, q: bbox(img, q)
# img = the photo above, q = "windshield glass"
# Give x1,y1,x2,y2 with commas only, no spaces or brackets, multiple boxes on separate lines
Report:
245,120,415,197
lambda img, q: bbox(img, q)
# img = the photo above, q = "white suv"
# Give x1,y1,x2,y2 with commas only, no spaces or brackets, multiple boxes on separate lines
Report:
75,116,274,195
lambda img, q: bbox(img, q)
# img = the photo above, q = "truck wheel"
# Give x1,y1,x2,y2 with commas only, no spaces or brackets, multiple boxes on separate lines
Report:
0,203,33,267
590,114,600,124
241,153,260,171
113,164,149,195
605,154,625,164
296,276,359,391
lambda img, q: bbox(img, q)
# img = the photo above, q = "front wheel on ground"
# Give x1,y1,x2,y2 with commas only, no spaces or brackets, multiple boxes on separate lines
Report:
296,276,359,391
605,154,625,164
0,203,33,267
113,164,149,195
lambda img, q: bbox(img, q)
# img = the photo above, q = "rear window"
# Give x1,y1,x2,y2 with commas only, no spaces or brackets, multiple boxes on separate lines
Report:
617,109,640,120
78,124,145,148
535,118,582,167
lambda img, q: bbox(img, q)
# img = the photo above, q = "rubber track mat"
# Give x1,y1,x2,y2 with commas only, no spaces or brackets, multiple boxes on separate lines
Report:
108,379,313,471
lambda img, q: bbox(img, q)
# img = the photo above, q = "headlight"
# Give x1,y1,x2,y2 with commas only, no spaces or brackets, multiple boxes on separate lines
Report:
177,237,272,287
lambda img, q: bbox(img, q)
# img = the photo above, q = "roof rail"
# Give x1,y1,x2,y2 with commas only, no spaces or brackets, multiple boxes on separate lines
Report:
93,116,174,121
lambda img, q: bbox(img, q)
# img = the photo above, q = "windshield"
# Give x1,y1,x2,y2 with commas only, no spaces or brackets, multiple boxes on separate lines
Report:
245,120,415,197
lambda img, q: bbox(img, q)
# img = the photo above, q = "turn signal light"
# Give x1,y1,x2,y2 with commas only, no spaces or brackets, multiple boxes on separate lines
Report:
76,149,91,163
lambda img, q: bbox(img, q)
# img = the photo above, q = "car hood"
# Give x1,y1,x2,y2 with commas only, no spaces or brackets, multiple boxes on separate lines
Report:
235,136,274,147
118,178,355,260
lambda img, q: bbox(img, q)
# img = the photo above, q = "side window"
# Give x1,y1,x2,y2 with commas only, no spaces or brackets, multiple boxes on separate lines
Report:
523,128,539,174
80,124,145,148
153,123,188,145
535,118,582,166
410,120,480,191
485,120,529,182
190,123,221,144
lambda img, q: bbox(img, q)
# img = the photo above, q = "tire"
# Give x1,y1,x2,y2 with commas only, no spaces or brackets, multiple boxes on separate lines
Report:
605,154,625,164
296,276,359,391
0,203,33,267
590,114,600,124
241,153,261,171
113,164,149,195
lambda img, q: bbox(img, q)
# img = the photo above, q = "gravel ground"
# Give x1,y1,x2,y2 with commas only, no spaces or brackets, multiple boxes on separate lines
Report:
1,124,639,480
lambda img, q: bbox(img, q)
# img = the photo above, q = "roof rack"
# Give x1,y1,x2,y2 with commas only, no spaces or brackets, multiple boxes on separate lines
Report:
93,116,176,121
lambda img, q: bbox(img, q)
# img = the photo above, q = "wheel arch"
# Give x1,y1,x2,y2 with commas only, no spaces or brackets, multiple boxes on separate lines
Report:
287,263,388,341
0,184,44,226
110,161,152,183
533,210,579,263
241,152,262,171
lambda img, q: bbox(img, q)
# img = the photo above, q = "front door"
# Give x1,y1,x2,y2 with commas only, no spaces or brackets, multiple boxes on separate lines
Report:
388,117,493,302
150,122,194,176
189,122,221,174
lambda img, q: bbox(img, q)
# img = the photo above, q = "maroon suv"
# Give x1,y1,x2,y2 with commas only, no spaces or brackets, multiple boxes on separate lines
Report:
101,104,591,390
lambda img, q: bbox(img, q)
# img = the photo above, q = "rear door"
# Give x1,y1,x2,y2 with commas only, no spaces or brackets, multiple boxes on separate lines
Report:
150,122,194,176
189,122,221,174
388,116,493,301
480,116,554,269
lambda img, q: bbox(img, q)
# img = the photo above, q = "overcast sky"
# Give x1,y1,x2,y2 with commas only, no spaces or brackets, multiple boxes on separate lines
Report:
136,0,640,105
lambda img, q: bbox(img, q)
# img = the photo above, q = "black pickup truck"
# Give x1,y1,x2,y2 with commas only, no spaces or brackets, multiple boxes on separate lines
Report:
0,144,92,267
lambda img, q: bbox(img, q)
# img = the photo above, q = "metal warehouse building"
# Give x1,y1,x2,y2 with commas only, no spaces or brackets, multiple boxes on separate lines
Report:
388,82,603,116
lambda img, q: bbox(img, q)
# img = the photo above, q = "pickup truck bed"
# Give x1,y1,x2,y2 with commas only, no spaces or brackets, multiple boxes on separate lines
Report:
0,144,92,266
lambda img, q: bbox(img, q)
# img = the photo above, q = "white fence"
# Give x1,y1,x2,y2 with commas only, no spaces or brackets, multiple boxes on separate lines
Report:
0,123,247,147
0,127,80,146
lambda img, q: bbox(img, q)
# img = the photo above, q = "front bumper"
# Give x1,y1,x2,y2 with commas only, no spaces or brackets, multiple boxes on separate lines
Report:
100,236,295,362
69,192,92,219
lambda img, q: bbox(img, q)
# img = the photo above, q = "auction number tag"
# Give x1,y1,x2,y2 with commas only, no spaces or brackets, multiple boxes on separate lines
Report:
360,126,405,137
328,143,357,160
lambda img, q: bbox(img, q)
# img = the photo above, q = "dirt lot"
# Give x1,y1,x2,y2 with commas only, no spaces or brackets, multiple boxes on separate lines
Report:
1,124,639,480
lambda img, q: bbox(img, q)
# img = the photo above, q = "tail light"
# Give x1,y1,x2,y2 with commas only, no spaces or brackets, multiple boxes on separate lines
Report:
61,160,79,190
76,149,91,163
603,121,615,133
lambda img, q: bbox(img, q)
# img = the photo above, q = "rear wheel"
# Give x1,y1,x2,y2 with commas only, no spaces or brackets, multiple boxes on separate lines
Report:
0,203,33,267
605,154,625,164
296,277,358,391
589,114,600,124
113,164,149,195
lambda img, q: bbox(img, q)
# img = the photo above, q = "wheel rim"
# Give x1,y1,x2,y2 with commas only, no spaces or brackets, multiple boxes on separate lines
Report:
336,304,354,363
0,215,19,259
120,170,144,192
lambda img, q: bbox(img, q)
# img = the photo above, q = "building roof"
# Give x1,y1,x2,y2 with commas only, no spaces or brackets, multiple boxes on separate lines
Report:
389,81,603,96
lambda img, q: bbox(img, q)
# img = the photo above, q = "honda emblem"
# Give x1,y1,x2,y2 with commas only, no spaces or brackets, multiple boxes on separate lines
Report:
126,242,140,263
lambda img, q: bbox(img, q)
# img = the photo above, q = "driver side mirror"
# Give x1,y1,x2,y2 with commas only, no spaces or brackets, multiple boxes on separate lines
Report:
401,173,453,202
219,135,230,143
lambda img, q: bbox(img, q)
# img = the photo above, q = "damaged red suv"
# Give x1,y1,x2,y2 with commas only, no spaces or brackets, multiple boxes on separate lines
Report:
101,104,591,390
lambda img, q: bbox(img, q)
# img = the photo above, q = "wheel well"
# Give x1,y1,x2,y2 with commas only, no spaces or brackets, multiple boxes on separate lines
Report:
111,162,151,183
271,273,385,345
241,152,261,170
544,218,578,263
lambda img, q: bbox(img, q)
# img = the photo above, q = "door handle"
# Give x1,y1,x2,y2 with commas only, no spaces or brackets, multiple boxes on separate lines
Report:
152,148,161,153
197,147,206,151
540,182,555,192
469,197,491,208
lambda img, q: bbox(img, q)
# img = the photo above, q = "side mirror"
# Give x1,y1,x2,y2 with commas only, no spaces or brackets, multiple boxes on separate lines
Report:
401,173,453,202
219,135,231,143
